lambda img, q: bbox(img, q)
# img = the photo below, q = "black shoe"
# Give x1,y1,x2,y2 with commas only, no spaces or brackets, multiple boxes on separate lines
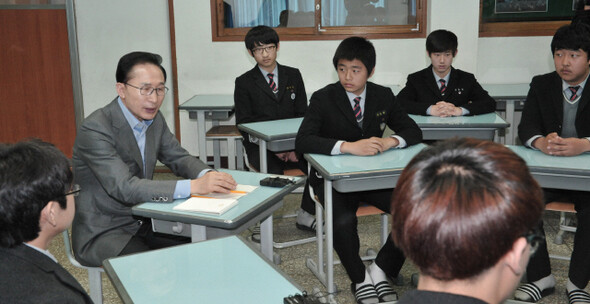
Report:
515,283,555,302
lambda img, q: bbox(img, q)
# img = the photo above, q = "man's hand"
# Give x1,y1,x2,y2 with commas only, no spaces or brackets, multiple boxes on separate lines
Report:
341,137,397,156
533,132,590,156
190,171,237,195
430,101,463,117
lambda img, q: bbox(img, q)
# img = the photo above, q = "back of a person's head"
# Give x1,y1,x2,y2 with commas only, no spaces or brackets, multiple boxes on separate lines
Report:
332,36,376,74
0,139,72,248
115,51,167,83
426,29,458,56
551,22,590,55
244,25,280,51
391,138,544,281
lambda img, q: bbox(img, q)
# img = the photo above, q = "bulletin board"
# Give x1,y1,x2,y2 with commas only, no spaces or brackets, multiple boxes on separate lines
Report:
481,0,576,23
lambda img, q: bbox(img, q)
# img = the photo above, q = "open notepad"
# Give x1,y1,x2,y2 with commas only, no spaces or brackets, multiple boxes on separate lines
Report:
173,184,258,215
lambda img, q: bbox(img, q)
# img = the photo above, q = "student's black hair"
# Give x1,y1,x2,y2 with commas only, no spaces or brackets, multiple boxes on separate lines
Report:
244,25,280,51
426,29,458,56
551,23,590,56
0,139,73,248
332,36,376,74
115,51,167,83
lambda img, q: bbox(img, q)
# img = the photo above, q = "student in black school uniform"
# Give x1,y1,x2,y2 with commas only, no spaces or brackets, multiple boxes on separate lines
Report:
296,36,422,304
0,140,92,303
396,29,496,117
234,25,316,232
514,23,590,304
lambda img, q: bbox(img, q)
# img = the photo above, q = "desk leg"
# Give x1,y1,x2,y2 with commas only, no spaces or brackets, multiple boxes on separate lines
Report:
260,214,274,261
212,120,221,169
506,100,515,145
190,225,207,242
197,111,207,163
325,180,335,295
259,140,268,173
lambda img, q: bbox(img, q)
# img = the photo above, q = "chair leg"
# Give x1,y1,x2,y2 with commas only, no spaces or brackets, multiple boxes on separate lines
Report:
227,138,236,170
236,139,244,170
88,269,103,304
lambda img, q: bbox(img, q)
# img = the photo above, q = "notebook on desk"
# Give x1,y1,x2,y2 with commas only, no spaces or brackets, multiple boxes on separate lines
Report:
173,184,258,215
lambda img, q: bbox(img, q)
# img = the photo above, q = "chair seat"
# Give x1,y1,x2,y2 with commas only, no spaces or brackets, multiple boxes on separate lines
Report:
205,125,242,138
546,201,576,213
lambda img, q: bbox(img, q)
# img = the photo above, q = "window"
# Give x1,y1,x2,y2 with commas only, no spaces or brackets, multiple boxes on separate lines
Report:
211,0,427,41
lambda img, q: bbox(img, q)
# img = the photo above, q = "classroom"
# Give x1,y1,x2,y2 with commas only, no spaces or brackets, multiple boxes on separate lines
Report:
1,1,589,304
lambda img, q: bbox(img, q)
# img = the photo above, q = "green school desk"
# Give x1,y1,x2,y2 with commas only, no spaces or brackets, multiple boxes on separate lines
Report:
103,236,301,304
132,169,304,261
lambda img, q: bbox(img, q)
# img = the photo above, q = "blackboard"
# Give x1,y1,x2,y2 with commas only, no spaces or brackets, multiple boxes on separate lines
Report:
481,0,576,23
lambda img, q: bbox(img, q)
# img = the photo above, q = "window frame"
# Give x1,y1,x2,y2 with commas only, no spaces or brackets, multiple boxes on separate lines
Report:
210,0,427,41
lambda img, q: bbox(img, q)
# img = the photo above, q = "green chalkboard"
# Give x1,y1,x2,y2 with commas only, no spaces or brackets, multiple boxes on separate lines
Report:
482,0,576,22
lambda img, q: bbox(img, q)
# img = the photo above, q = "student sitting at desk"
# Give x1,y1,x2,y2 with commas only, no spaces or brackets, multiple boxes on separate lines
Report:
234,25,315,232
396,29,495,117
516,23,590,304
296,36,422,304
72,51,237,267
392,138,544,304
0,140,92,303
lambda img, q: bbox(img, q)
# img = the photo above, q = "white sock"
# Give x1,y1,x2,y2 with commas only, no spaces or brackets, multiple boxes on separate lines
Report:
296,208,315,228
356,270,374,287
533,274,556,291
567,278,582,293
367,262,387,283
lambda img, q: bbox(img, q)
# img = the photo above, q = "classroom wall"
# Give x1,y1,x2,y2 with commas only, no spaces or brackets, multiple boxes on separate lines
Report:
74,0,556,157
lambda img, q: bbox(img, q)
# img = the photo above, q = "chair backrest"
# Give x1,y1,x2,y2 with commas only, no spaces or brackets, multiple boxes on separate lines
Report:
62,230,91,270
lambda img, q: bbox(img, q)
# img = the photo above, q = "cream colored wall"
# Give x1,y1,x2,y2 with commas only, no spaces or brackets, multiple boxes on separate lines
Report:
75,0,557,157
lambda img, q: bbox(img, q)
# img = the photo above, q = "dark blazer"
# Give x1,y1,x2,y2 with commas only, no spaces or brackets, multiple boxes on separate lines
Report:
72,98,209,267
0,245,92,303
234,63,307,151
397,66,496,115
296,81,422,160
519,71,590,142
397,290,487,304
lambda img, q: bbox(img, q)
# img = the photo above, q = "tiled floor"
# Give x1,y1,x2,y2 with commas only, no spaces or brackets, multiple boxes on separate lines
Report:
51,191,583,304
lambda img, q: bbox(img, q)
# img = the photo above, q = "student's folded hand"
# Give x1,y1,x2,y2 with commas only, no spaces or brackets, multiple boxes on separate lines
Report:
341,137,385,156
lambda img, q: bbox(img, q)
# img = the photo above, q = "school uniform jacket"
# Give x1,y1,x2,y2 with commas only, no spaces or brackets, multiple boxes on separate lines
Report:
72,98,209,267
518,71,590,142
234,63,307,151
296,81,422,185
0,245,92,303
397,66,496,115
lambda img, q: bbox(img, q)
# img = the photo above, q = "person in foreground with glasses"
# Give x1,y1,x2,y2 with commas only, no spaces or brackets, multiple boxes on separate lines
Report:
391,138,544,304
71,51,236,267
0,139,92,303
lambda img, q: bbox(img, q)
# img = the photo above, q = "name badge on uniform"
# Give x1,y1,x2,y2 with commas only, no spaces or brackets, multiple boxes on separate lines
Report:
291,92,296,100
380,122,386,131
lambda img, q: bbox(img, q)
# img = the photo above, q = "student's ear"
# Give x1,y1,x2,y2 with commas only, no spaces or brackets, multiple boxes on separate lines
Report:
368,67,375,78
41,201,58,227
453,49,459,58
248,49,254,57
116,82,126,99
276,42,280,52
504,237,529,276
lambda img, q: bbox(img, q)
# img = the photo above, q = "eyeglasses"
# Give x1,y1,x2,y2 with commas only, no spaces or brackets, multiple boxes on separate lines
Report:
65,184,81,197
125,83,169,96
523,226,545,256
252,45,277,55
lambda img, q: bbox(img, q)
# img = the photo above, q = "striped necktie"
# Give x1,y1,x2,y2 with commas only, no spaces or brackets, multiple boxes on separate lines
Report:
267,73,278,94
353,97,363,123
569,86,580,101
439,79,447,95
